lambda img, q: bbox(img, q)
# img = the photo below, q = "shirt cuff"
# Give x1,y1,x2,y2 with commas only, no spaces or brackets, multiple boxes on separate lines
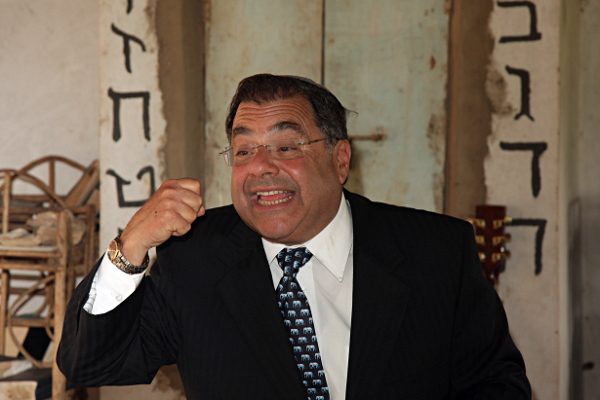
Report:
83,252,146,315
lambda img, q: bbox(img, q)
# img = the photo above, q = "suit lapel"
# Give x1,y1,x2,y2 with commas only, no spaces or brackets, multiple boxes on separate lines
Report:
215,221,306,400
345,193,412,400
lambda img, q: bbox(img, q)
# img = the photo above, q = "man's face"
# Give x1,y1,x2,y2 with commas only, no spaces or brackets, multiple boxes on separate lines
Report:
230,96,351,245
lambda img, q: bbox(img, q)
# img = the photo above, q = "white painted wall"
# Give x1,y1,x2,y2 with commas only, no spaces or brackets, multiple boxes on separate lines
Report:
0,0,99,192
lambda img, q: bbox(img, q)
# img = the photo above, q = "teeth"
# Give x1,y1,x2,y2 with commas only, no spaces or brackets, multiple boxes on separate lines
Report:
256,190,292,206
256,190,289,196
258,197,292,206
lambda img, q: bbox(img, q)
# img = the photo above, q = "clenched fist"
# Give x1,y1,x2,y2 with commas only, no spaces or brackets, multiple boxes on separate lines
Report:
119,178,205,265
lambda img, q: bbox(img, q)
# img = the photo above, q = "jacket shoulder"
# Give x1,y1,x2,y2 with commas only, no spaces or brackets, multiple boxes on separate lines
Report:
346,191,471,228
345,190,473,248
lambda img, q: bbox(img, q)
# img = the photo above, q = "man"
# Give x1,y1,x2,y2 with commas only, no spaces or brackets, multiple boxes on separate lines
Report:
58,74,531,399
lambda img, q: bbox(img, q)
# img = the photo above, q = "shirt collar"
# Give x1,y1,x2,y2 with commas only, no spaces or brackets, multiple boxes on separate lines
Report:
262,193,353,282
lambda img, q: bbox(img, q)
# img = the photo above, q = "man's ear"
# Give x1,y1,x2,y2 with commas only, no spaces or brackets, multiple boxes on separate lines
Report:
334,140,351,185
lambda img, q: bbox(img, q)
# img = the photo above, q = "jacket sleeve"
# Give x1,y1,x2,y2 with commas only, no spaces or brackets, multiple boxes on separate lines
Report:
450,223,531,399
57,258,180,387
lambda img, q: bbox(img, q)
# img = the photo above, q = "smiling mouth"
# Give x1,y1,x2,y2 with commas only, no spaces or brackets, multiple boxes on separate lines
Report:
256,190,293,206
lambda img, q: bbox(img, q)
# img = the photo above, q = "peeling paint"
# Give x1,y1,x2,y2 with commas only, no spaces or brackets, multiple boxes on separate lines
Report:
204,0,212,25
444,0,452,15
486,65,514,116
156,131,168,182
427,114,446,211
144,0,157,38
426,114,445,163
325,0,448,212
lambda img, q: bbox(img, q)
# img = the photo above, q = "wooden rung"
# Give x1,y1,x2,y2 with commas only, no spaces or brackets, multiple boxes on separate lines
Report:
9,317,52,328
0,262,60,272
4,287,48,296
0,250,59,259
3,273,45,281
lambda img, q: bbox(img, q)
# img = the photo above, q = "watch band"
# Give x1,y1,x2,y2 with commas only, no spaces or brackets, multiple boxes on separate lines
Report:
108,235,150,275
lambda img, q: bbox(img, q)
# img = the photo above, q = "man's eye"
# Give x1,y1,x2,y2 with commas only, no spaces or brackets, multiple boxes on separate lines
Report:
278,146,298,152
235,149,250,157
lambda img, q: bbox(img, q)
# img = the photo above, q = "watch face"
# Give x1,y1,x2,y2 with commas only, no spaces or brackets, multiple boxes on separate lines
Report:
107,239,119,262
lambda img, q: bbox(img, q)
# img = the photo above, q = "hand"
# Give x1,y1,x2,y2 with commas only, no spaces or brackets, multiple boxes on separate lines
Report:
119,178,205,265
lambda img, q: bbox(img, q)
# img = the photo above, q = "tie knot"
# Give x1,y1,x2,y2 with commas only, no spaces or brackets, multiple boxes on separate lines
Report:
276,247,313,277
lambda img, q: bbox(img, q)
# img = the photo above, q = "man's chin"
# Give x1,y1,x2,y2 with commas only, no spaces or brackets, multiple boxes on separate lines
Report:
256,228,294,244
253,223,304,245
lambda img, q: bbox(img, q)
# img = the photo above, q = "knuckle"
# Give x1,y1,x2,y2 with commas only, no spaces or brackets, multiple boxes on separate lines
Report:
161,207,179,221
160,187,180,201
161,179,177,189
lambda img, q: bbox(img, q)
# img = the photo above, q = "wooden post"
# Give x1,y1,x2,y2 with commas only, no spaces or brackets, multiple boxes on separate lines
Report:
0,269,9,355
48,159,55,206
2,171,11,234
52,210,71,400
52,268,67,400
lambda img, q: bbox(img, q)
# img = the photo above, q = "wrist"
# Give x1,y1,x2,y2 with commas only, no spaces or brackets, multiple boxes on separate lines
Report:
119,232,150,267
107,235,149,275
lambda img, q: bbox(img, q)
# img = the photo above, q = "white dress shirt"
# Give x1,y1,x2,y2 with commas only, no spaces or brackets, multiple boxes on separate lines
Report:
85,194,353,400
262,194,353,400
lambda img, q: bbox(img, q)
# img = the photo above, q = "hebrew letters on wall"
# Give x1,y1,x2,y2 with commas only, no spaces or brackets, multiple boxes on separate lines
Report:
99,0,166,250
486,1,560,397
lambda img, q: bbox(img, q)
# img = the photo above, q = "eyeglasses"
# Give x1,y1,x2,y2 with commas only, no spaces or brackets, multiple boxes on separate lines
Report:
219,138,326,166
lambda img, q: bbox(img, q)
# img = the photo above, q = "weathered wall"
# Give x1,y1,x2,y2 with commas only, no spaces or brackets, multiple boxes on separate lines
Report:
0,1,99,190
559,0,580,397
325,0,449,212
577,0,600,397
202,1,449,213
202,0,324,208
445,0,493,219
156,0,206,182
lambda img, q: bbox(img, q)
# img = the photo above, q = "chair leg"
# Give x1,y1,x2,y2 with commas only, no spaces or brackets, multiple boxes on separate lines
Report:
0,269,9,355
52,269,67,400
52,210,70,400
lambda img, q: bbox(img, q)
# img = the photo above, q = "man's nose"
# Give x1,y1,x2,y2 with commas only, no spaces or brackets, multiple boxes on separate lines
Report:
249,146,279,176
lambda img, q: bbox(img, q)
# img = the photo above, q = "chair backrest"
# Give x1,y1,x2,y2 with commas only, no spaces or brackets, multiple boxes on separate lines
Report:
0,170,67,235
1,156,100,231
64,160,99,208
15,155,98,205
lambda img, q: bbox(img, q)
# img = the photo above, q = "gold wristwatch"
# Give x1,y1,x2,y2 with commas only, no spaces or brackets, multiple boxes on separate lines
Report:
107,235,149,275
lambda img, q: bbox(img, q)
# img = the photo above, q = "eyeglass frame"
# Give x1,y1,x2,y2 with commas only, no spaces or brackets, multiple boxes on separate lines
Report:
219,138,327,167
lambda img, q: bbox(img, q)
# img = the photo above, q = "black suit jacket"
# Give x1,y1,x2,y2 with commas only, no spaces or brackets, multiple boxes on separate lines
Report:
57,191,530,399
